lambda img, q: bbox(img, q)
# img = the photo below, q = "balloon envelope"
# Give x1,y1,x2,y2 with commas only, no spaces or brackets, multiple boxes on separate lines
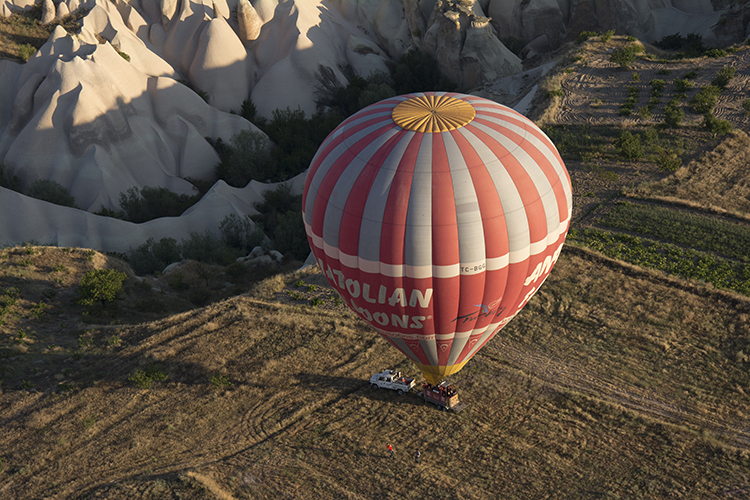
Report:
303,92,572,384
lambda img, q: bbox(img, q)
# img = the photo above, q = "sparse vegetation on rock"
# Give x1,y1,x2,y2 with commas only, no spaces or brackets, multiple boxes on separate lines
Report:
77,269,127,308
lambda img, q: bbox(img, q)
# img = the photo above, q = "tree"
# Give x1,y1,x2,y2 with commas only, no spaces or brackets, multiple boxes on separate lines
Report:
614,131,644,159
711,65,736,90
26,179,77,208
215,130,273,187
690,85,720,114
609,45,640,68
78,269,127,308
663,100,684,128
119,186,200,223
702,113,733,136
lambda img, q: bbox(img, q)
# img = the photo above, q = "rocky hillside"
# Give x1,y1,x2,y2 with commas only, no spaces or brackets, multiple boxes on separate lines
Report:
1,0,749,256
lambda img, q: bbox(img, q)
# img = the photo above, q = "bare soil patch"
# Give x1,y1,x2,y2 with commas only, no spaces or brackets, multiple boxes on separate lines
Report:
1,246,749,499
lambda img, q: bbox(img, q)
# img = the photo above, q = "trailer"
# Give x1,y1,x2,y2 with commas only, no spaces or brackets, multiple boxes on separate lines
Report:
417,381,468,412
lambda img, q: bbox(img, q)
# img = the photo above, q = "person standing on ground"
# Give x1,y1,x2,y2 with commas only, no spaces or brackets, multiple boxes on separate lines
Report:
415,449,421,464
388,443,394,459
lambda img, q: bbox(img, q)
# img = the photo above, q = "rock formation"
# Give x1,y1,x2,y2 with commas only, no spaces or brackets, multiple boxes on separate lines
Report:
422,0,522,89
2,0,750,257
237,0,262,45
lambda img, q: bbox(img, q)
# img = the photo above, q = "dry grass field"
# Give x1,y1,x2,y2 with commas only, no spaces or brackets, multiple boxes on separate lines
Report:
2,36,750,499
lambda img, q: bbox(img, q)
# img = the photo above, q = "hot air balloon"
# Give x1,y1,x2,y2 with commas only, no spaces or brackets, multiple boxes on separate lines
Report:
302,92,571,385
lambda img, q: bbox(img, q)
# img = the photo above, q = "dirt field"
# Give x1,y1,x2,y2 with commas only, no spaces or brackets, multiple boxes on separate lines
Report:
2,37,750,499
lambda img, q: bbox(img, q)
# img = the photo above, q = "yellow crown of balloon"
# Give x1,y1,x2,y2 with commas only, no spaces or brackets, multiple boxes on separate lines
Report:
392,95,476,133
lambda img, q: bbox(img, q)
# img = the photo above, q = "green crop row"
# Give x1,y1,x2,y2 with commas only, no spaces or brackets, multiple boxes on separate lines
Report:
567,228,750,296
600,202,750,262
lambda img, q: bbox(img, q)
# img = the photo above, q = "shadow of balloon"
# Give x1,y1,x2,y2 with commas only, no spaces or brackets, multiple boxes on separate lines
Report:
294,371,432,409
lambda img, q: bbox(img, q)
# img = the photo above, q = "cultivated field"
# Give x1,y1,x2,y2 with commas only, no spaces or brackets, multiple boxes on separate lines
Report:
1,37,750,499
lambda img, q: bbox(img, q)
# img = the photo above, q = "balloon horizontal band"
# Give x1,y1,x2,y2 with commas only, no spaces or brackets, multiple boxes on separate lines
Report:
415,361,469,385
305,215,570,279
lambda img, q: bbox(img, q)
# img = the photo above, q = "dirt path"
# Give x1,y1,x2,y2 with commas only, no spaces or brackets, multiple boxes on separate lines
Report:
489,339,750,448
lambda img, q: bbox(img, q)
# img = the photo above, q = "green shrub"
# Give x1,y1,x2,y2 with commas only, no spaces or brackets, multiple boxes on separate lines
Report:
576,30,598,44
18,43,36,62
188,287,211,306
239,99,262,126
93,207,124,219
710,65,736,89
663,99,684,128
219,213,265,252
683,70,698,79
251,184,308,261
643,128,659,144
26,179,77,208
600,29,615,43
210,373,233,389
215,129,273,187
128,237,180,275
128,365,167,389
392,47,455,95
702,113,732,135
610,45,641,68
119,186,200,223
705,48,727,58
546,89,564,99
0,162,21,191
117,50,130,62
674,78,693,92
742,99,750,113
614,131,644,159
631,72,640,81
690,85,720,113
78,269,127,308
181,231,238,265
653,148,681,172
265,107,341,181
650,79,666,93
654,33,705,57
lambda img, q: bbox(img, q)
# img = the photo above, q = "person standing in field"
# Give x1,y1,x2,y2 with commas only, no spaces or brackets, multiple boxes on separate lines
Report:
415,450,421,464
388,443,394,459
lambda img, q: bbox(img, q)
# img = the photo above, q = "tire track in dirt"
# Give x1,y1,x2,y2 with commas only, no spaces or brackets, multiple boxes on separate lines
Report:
489,340,750,448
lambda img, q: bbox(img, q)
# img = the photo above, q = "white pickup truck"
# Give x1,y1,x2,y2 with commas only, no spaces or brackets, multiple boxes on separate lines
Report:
369,369,416,395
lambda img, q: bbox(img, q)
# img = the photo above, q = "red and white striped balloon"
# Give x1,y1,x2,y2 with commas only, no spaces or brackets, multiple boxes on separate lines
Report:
302,92,571,384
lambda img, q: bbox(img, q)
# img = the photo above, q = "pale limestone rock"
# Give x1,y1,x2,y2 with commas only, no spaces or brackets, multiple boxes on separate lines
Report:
79,1,176,77
67,0,78,14
0,30,258,212
461,19,522,87
253,0,277,23
149,22,167,50
374,0,411,58
403,0,427,48
212,0,230,19
345,35,390,77
56,1,68,19
188,17,250,112
238,0,262,44
423,0,520,88
41,0,55,23
160,0,178,28
0,176,306,253
161,0,208,76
